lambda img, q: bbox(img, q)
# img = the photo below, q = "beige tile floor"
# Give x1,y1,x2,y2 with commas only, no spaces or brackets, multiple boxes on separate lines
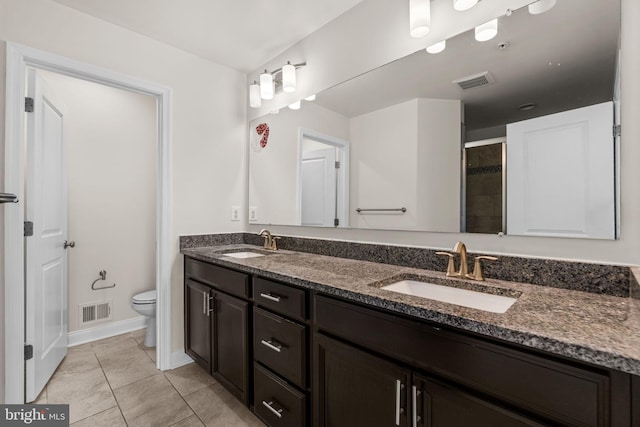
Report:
33,330,264,426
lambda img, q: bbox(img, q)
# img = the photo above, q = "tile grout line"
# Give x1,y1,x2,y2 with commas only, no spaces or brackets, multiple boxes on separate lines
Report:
94,346,130,427
165,372,207,426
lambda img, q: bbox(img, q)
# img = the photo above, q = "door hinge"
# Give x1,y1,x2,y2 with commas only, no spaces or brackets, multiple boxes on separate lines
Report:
24,221,34,237
335,161,341,169
24,344,33,361
613,124,621,138
334,218,339,227
25,97,34,113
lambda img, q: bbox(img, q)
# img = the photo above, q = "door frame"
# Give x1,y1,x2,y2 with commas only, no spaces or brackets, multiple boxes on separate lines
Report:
4,42,173,403
296,128,350,227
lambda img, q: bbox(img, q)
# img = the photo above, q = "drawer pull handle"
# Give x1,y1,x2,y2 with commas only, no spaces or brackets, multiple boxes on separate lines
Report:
395,380,401,426
260,293,281,302
262,400,283,418
412,386,422,427
261,339,283,353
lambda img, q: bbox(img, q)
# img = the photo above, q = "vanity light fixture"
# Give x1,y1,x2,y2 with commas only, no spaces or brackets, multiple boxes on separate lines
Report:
453,0,478,11
410,0,431,38
528,0,556,15
475,18,498,41
426,40,446,54
249,81,261,108
288,101,301,110
250,61,307,107
304,94,316,101
282,61,296,93
259,70,274,100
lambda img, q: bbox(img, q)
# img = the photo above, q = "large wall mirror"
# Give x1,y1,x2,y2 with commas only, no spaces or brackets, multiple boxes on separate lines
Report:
248,0,620,239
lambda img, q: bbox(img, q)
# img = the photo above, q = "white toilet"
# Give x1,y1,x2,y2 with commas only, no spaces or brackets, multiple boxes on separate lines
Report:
131,290,157,347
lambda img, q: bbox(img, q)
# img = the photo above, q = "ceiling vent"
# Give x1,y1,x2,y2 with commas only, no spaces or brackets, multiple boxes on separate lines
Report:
453,71,494,90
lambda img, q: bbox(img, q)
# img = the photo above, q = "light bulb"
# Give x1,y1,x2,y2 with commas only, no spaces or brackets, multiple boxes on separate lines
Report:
453,0,478,11
410,0,431,38
249,82,261,108
426,40,446,54
288,101,301,110
260,70,273,100
282,62,296,93
475,19,498,42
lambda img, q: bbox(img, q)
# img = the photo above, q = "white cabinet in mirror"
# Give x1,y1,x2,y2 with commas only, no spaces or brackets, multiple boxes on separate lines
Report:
248,0,620,239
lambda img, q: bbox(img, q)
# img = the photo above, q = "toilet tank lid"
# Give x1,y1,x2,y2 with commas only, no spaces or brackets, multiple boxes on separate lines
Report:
133,290,156,303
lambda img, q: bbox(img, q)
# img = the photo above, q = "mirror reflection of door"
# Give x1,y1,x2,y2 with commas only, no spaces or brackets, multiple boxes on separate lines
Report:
301,139,338,227
463,140,505,234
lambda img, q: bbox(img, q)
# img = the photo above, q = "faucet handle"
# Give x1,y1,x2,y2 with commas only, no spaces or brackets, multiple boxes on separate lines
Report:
470,256,498,281
435,252,457,277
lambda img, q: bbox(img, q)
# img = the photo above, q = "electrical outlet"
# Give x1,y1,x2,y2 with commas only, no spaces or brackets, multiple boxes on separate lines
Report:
231,206,240,221
249,206,258,222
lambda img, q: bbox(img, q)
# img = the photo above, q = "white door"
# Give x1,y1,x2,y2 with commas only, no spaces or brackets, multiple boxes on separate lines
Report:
507,101,615,239
301,148,336,226
25,69,69,402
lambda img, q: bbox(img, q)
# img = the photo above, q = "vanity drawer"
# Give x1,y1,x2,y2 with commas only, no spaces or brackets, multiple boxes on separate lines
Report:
254,363,307,427
185,257,249,299
314,294,609,427
254,307,307,388
254,277,307,322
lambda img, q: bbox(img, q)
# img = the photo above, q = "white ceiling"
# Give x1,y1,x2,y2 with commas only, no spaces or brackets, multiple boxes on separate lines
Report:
51,0,365,72
315,0,619,130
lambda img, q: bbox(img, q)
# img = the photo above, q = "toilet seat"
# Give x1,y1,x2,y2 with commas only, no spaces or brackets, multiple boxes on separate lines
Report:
132,290,156,305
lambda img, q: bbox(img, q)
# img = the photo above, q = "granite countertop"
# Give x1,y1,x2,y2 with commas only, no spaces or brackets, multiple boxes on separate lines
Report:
181,244,640,376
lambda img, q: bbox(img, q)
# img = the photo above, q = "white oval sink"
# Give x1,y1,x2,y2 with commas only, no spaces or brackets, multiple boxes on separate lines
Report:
381,280,517,313
222,251,266,259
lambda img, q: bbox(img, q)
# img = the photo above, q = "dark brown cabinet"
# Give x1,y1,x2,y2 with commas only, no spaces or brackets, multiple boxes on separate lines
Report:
313,294,633,427
184,258,250,405
413,375,544,427
212,290,250,403
185,279,211,372
314,333,411,427
252,277,310,427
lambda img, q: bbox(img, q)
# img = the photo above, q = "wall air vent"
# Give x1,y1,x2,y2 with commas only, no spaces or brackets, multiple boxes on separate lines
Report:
453,71,494,90
79,300,112,326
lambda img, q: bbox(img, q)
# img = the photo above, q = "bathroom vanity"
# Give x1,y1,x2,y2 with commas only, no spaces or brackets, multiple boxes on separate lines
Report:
181,237,640,427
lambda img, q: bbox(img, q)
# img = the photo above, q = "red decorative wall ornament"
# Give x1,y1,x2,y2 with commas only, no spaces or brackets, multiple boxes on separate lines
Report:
256,123,270,148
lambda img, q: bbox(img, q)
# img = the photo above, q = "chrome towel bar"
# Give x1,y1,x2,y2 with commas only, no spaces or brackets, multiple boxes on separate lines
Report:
356,207,407,213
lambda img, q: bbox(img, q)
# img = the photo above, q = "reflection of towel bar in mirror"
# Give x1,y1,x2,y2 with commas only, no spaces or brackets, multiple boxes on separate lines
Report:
0,193,18,204
356,207,407,213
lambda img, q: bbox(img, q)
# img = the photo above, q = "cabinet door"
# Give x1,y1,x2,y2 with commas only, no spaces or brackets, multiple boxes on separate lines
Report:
414,375,546,427
314,333,410,427
212,291,250,405
184,279,212,373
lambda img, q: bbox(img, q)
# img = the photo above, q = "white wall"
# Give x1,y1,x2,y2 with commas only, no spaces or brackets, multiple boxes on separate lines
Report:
350,99,420,229
0,0,247,387
416,98,461,232
0,40,6,404
249,102,349,225
39,71,156,333
247,0,640,267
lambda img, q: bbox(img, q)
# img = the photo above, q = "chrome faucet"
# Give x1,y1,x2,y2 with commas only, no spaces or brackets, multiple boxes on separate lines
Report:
258,229,280,250
436,241,498,281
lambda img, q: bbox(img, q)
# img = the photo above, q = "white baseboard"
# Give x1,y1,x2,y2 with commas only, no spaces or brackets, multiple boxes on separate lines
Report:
68,316,148,347
170,351,193,369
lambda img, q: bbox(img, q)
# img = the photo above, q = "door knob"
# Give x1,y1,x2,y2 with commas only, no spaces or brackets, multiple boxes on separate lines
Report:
63,240,75,249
